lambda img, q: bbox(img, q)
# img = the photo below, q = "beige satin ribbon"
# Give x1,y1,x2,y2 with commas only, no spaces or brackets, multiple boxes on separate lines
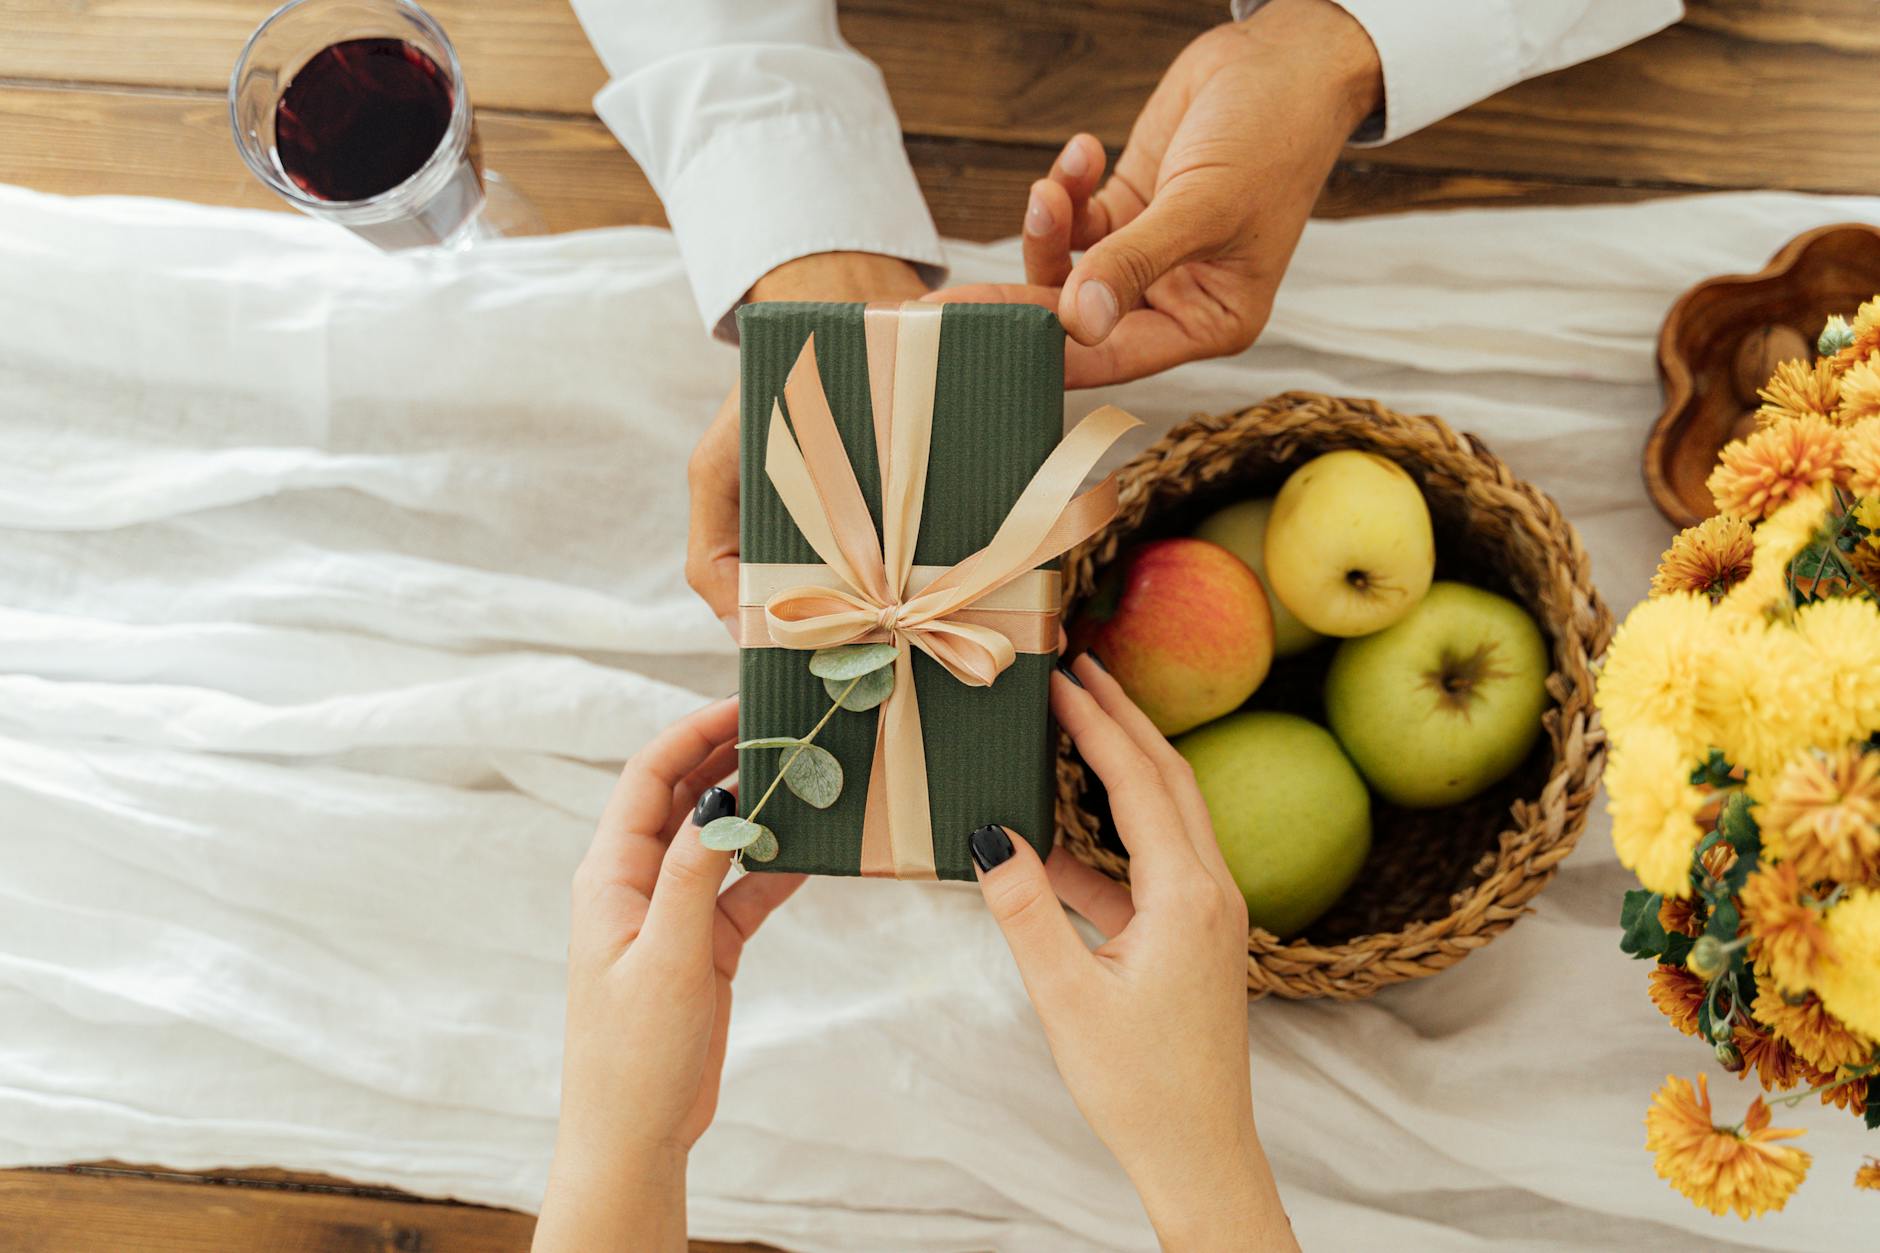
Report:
742,301,1139,878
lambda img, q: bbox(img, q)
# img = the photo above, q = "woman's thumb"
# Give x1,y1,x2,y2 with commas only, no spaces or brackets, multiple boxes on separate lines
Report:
970,825,1088,994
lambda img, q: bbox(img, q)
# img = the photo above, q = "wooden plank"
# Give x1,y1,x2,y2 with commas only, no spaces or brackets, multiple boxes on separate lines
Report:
0,82,1688,247
0,1165,774,1253
3,0,1879,198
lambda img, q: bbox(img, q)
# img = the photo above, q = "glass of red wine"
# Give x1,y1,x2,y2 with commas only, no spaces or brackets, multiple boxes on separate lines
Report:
229,0,543,250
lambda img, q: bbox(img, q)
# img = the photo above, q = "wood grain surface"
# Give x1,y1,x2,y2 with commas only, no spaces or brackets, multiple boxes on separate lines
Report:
1,2,1872,1251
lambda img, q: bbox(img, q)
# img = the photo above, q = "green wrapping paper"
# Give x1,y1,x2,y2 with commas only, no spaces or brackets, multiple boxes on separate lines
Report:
736,302,1064,880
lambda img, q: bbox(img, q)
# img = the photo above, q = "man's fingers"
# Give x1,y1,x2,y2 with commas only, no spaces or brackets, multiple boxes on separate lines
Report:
1060,187,1231,348
974,827,1092,1008
1022,178,1076,289
686,386,743,638
921,282,1061,309
1062,275,1272,389
1046,844,1136,939
1050,670,1202,898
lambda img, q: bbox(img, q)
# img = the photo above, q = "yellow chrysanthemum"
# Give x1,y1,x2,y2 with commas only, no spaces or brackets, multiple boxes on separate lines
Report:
1716,486,1834,623
1843,422,1880,498
1838,358,1880,425
1794,599,1880,751
1759,744,1880,885
1813,888,1880,1043
1648,963,1708,1037
1708,416,1844,521
1856,1158,1880,1192
1644,1073,1811,1219
1651,515,1756,601
1757,357,1842,425
1755,979,1875,1073
1659,894,1703,938
1734,1021,1806,1093
1606,732,1707,898
1699,620,1820,781
1842,298,1880,366
1740,861,1835,995
1597,593,1721,757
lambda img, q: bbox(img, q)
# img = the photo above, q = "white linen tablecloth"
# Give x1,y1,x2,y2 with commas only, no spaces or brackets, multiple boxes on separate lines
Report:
1,183,1874,1251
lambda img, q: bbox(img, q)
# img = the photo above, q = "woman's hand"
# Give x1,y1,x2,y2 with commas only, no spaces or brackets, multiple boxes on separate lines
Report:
931,0,1381,388
534,697,805,1253
970,654,1297,1252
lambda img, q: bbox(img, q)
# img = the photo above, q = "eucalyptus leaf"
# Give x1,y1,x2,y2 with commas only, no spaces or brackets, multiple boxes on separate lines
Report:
736,736,804,751
826,664,894,711
744,829,780,863
699,815,767,852
780,742,843,809
809,643,899,681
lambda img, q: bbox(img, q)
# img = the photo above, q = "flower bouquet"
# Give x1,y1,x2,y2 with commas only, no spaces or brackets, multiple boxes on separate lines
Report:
1599,301,1880,1217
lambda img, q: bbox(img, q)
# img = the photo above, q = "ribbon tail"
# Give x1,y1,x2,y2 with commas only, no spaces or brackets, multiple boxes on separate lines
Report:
866,647,936,880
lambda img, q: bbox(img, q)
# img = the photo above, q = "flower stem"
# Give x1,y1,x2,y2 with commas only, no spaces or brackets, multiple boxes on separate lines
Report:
743,673,864,827
1768,1063,1876,1109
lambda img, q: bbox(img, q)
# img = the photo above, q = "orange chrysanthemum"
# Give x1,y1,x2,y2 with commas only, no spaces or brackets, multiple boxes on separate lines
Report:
1659,894,1703,938
1707,415,1845,521
1759,746,1880,884
1644,1073,1811,1219
1740,862,1836,995
1758,357,1843,425
1857,1158,1880,1192
1651,515,1756,600
1755,982,1876,1073
1838,358,1880,425
1701,841,1739,884
1843,421,1880,497
1734,1021,1806,1092
1649,964,1708,1037
1838,299,1880,367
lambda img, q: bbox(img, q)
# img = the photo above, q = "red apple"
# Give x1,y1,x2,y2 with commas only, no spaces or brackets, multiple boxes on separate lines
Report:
1068,538,1274,735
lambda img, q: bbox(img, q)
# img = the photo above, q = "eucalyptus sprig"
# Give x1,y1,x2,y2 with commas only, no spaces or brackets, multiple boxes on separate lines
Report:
698,642,899,864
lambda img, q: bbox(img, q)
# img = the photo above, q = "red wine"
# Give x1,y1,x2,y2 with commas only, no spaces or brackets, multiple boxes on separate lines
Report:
274,38,453,202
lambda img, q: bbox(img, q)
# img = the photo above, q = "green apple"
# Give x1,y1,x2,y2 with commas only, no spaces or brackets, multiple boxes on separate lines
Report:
1264,450,1435,637
1068,538,1273,736
1324,581,1549,809
1192,499,1324,658
1175,711,1371,938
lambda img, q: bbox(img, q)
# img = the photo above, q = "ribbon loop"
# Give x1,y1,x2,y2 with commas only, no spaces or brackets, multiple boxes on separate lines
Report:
747,304,1139,878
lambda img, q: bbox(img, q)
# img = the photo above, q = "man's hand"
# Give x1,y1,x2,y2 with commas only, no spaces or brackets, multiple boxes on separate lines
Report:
688,252,930,633
932,0,1382,388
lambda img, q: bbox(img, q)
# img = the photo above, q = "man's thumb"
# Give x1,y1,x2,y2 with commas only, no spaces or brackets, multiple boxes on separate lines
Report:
1061,195,1213,346
970,825,1088,993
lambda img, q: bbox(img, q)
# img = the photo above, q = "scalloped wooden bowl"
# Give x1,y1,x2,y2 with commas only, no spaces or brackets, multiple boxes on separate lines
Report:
1650,222,1880,527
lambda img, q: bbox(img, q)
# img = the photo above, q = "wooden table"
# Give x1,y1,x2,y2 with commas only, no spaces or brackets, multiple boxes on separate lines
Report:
1,1,1874,1249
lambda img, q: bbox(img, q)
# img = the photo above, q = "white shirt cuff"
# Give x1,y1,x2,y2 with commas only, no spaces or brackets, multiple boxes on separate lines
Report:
593,86,948,341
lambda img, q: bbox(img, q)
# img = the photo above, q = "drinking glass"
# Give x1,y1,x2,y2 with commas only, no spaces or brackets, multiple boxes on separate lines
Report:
229,0,544,250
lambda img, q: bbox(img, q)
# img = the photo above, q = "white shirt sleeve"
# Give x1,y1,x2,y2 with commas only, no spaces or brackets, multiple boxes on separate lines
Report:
570,0,947,340
1232,0,1684,144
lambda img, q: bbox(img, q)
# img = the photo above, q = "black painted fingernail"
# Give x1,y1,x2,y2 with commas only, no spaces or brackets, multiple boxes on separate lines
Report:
694,786,737,827
1087,651,1108,673
1055,660,1084,688
969,823,1015,872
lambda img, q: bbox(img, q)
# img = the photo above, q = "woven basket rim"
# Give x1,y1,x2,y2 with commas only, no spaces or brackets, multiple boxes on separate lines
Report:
1054,392,1613,1001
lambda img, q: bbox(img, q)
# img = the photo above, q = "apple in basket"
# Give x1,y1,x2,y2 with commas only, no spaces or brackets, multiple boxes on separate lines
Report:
1175,711,1371,938
1263,450,1435,637
1191,498,1324,658
1324,582,1550,808
1067,538,1273,736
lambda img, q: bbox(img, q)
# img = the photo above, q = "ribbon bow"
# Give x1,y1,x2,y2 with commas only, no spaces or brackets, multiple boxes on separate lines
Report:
742,302,1138,879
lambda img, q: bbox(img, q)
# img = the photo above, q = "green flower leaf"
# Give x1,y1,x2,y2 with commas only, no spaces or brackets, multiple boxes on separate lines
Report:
780,742,843,809
1688,750,1734,789
699,816,768,852
1865,1083,1880,1131
736,736,804,751
744,828,780,863
808,643,899,681
826,664,894,711
1619,889,1669,961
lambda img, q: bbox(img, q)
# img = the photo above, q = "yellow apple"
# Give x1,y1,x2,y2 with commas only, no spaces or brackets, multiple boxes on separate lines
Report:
1192,499,1324,658
1264,450,1435,637
1175,711,1371,938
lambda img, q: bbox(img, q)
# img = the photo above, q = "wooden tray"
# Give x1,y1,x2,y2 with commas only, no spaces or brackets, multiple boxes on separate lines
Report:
1649,222,1880,527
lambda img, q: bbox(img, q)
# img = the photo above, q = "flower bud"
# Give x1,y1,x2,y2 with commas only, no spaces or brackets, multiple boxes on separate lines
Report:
1819,316,1856,356
1687,935,1729,981
1714,1040,1745,1071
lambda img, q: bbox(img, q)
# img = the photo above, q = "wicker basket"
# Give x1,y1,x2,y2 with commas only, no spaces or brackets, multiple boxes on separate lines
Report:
1054,393,1614,1001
